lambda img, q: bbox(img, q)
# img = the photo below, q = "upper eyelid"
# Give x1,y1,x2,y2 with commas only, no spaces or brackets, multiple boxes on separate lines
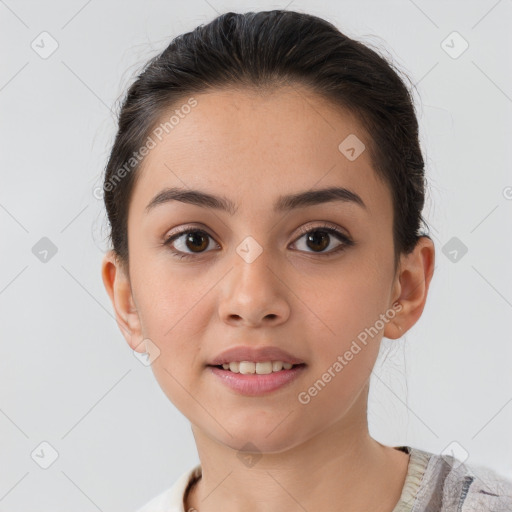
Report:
295,221,350,238
165,222,351,246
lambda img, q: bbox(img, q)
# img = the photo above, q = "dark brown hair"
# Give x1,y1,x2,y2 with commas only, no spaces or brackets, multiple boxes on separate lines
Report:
102,9,431,272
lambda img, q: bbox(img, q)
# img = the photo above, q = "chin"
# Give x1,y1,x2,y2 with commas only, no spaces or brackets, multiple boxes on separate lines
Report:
214,420,307,455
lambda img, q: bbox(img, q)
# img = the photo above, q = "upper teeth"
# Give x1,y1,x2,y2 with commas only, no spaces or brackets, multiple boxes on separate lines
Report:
221,361,294,374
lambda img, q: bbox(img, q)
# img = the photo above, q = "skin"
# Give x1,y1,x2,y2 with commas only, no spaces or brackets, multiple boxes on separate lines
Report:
102,85,435,512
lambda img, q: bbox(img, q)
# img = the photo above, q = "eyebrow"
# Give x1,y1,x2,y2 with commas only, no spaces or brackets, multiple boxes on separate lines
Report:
145,186,367,215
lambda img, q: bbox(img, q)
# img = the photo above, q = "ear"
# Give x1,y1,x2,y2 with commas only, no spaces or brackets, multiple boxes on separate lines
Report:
101,250,145,353
384,236,435,340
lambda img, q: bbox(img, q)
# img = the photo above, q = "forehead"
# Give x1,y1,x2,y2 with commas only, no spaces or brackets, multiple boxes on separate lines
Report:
129,86,392,222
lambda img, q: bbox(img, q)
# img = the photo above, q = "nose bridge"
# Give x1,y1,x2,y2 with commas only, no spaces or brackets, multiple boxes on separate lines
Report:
218,235,290,326
235,237,275,294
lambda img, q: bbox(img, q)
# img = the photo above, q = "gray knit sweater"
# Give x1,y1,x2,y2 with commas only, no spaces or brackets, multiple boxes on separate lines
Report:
135,445,512,511
392,445,512,511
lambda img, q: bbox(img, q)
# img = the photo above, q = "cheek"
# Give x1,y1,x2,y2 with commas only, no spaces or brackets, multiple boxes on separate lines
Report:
138,274,213,412
296,275,387,419
308,265,389,341
302,262,392,394
133,247,198,317
130,258,212,362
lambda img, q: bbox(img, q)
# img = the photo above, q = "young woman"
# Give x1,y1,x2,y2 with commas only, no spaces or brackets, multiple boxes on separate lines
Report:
100,10,512,512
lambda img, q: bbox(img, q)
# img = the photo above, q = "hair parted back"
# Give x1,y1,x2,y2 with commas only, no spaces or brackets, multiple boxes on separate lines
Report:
102,9,430,272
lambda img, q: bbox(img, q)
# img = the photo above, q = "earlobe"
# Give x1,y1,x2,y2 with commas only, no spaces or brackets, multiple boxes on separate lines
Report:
384,236,435,339
101,251,144,352
383,301,404,340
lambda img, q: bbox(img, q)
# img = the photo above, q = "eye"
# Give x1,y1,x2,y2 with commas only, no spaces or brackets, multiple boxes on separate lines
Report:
291,223,354,256
164,222,354,261
164,228,219,260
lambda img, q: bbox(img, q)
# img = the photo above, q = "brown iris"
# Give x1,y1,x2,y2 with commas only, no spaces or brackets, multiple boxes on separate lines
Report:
184,232,209,252
306,230,330,252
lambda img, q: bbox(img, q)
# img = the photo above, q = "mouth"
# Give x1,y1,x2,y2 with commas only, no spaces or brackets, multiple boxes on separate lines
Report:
208,361,307,375
206,361,307,396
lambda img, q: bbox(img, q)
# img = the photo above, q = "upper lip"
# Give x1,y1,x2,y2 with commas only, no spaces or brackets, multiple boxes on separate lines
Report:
208,345,305,366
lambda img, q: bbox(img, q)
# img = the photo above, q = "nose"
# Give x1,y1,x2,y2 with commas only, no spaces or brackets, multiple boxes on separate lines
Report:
218,247,291,328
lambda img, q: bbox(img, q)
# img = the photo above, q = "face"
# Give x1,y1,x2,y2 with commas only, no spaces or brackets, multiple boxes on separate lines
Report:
112,85,404,453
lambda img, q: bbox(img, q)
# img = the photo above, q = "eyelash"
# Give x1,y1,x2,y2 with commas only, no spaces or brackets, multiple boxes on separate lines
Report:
163,223,354,261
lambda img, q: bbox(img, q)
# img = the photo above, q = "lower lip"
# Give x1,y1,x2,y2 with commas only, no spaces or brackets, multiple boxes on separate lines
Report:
208,364,306,396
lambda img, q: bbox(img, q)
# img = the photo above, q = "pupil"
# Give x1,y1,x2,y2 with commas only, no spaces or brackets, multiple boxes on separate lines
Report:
183,230,331,254
186,232,208,252
307,231,329,252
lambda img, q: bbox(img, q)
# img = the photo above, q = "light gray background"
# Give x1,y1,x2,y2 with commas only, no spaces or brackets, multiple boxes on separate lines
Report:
1,0,511,510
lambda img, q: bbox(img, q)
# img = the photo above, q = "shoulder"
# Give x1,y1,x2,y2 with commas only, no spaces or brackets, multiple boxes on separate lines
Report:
410,446,512,511
134,464,201,512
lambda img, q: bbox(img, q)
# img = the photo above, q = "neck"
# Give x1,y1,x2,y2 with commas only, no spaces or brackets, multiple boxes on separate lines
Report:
185,390,410,512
